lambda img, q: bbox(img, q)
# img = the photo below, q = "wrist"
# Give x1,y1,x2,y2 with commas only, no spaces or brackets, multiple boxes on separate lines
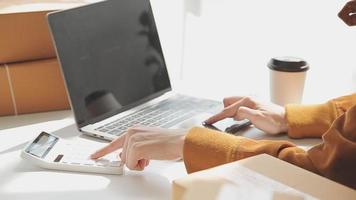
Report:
279,108,288,133
174,129,188,159
178,134,186,158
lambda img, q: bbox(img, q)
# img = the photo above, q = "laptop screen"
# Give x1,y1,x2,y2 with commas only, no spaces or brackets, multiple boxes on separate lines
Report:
48,0,171,128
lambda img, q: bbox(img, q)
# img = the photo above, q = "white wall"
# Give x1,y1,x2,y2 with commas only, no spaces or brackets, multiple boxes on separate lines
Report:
150,0,185,86
179,0,356,103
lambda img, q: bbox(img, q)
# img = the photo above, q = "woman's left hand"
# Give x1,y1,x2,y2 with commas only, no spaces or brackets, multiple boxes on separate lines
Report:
91,127,187,171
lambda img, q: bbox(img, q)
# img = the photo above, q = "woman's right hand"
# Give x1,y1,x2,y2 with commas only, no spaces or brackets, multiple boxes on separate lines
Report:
205,96,288,135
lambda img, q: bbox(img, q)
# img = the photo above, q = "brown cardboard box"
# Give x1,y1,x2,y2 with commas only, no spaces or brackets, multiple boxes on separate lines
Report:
0,0,93,63
0,58,70,116
0,65,15,115
172,154,356,200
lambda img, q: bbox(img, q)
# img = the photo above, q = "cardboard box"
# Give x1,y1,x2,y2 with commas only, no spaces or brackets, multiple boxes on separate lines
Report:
0,58,70,116
172,154,356,200
0,0,94,63
0,65,14,115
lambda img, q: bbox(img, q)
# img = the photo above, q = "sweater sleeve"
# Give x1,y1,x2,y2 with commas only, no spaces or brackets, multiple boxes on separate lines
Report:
285,93,356,138
183,105,356,189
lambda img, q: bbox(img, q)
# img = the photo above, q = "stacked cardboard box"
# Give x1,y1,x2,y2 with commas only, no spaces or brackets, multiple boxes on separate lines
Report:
0,59,69,115
0,1,96,116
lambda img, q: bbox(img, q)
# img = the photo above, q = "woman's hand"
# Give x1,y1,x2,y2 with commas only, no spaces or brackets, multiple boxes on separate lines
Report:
339,0,356,26
91,127,186,171
205,96,288,135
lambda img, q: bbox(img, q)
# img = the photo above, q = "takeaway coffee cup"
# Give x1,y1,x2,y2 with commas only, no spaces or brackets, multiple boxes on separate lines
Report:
268,57,309,106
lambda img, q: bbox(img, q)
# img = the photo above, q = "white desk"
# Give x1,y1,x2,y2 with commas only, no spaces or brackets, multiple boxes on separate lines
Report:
0,110,321,200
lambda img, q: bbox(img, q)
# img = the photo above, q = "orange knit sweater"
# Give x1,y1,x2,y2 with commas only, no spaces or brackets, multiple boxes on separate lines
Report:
183,93,356,189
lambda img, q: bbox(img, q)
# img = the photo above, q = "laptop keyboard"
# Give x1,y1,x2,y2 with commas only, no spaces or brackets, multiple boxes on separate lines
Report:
94,95,219,136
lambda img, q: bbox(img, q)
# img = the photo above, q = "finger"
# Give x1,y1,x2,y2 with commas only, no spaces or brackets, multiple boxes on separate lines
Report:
238,106,286,134
121,128,156,163
126,141,145,170
126,160,145,171
122,126,155,163
145,160,150,167
205,105,236,124
137,159,148,171
130,159,145,171
128,126,156,132
206,97,256,124
120,126,152,163
90,135,126,159
121,130,134,163
138,159,147,170
235,106,261,122
223,96,243,107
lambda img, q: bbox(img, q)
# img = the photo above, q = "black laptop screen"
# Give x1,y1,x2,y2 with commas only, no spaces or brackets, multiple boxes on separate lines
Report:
48,0,171,128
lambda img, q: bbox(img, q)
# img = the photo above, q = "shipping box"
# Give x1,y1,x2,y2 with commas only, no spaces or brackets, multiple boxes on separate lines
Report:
0,1,100,116
0,0,96,63
0,58,70,116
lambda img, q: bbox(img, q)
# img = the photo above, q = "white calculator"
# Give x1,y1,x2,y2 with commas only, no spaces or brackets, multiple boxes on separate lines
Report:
21,132,123,175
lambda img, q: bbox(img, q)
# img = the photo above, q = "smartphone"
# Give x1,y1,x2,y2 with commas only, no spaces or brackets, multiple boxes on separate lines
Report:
202,119,252,134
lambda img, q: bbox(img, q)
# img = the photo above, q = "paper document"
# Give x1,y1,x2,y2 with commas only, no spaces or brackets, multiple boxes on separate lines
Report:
172,154,356,200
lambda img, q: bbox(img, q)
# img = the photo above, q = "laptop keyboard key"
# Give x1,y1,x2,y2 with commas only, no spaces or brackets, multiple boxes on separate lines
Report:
98,128,110,133
162,112,196,128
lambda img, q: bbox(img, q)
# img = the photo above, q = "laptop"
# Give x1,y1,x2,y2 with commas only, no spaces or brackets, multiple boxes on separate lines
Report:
47,0,222,141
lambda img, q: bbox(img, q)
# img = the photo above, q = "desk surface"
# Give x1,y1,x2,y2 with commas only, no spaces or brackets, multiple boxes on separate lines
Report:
0,110,321,200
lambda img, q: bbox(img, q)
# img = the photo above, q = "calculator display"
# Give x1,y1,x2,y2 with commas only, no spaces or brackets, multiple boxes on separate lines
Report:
26,132,58,158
